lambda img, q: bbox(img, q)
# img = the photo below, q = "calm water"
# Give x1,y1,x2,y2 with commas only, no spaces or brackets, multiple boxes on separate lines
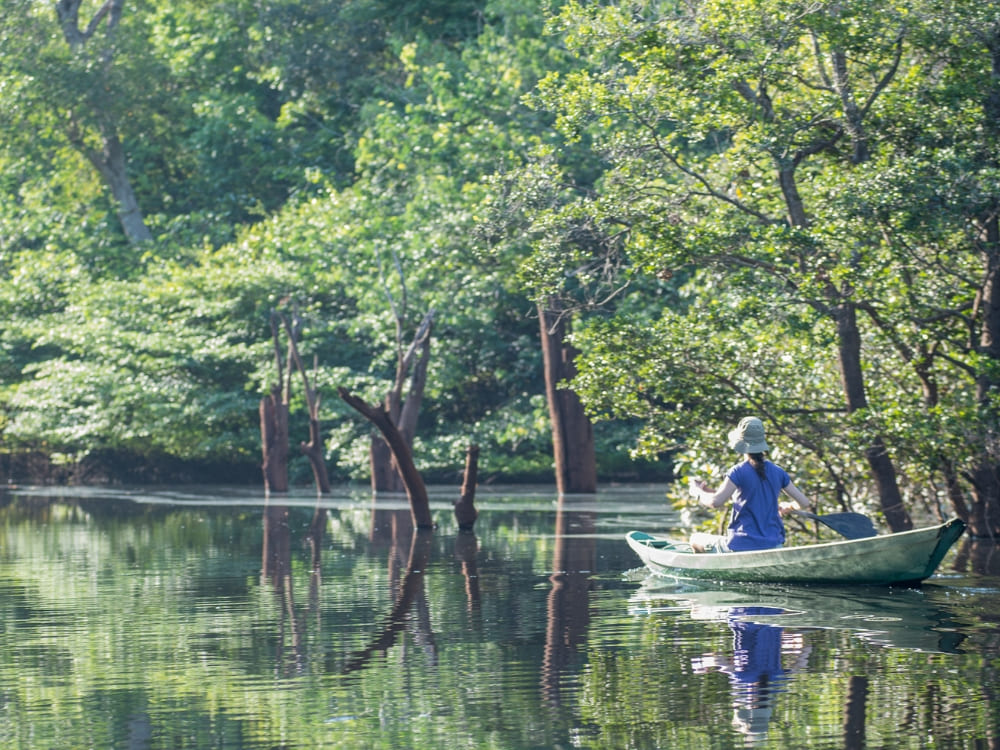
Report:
1,484,998,749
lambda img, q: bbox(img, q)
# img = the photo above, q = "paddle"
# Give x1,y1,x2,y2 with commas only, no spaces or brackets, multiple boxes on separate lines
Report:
792,509,878,540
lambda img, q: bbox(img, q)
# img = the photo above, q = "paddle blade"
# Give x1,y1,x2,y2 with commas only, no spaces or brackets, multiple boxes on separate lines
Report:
794,510,878,540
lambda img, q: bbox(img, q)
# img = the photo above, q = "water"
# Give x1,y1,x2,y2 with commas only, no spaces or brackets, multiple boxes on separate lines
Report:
1,484,997,749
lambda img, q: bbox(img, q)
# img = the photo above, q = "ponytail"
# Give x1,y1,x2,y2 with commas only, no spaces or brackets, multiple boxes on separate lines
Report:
748,452,767,479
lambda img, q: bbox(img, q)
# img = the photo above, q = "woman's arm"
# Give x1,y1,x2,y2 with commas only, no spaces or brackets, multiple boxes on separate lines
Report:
778,482,811,515
691,477,737,509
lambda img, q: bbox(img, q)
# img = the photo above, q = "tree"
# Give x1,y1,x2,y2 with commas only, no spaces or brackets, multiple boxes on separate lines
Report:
539,300,596,494
841,0,1000,536
10,0,154,242
524,0,983,529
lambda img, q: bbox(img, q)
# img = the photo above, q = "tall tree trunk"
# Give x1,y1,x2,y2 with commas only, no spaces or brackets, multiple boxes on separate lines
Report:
86,126,152,244
538,301,597,495
57,0,151,244
833,303,912,531
260,384,289,494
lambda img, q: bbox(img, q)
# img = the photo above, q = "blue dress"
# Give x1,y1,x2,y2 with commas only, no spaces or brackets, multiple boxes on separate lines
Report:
724,460,789,551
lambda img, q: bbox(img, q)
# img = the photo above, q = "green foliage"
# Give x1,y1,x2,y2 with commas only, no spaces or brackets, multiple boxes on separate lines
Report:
503,0,1000,520
2,0,1000,508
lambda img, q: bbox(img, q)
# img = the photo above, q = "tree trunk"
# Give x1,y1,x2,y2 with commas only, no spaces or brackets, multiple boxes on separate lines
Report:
370,312,433,493
833,303,912,531
56,0,152,244
769,47,912,531
454,444,479,529
967,218,1000,538
85,127,152,244
282,317,331,495
370,438,403,492
260,384,289,494
340,387,433,529
538,301,597,495
777,145,910,530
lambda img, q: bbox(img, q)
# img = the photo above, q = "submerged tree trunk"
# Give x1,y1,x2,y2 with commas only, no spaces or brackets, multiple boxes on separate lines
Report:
538,302,597,495
340,387,433,529
371,311,434,493
260,384,289,494
454,444,479,529
282,316,330,494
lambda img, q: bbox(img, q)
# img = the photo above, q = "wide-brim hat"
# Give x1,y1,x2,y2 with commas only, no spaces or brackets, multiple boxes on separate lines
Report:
728,416,770,453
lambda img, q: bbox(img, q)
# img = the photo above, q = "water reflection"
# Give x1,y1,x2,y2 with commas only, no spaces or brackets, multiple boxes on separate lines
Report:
691,606,810,746
1,486,999,750
260,500,330,677
454,528,481,612
632,577,971,654
343,528,435,674
543,497,596,707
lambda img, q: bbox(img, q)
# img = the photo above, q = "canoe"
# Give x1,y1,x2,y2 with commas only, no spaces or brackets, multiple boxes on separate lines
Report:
626,518,966,585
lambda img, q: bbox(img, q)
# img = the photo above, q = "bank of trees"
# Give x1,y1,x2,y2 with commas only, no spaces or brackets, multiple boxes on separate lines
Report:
1,0,998,535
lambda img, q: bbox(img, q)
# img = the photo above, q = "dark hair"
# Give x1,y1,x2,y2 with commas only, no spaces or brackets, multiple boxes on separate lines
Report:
748,452,767,479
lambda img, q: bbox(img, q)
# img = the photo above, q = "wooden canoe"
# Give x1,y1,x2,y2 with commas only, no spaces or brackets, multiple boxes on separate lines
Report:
626,518,966,585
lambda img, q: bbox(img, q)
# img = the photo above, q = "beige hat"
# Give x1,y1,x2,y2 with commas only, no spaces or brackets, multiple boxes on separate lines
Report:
728,416,770,453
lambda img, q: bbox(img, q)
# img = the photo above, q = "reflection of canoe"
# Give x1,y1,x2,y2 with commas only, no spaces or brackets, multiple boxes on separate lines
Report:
626,518,966,585
628,579,968,653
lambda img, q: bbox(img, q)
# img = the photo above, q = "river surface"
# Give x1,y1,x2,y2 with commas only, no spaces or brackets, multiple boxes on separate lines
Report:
0,484,997,749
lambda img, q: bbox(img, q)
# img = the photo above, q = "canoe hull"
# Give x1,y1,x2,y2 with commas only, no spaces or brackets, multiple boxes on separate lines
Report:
626,518,966,585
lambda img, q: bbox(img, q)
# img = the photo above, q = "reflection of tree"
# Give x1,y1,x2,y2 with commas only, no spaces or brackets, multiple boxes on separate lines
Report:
542,497,596,706
843,675,868,750
261,504,303,676
454,529,481,615
343,528,435,674
692,608,811,746
261,501,328,677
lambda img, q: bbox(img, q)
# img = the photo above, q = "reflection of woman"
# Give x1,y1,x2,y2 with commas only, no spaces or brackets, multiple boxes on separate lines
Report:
689,417,813,552
692,607,811,745
727,613,787,742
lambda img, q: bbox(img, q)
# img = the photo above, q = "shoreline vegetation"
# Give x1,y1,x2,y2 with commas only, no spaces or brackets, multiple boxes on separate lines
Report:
3,1,1000,536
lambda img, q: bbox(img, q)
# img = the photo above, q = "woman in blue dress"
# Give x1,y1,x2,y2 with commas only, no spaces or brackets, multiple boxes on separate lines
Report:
688,416,813,552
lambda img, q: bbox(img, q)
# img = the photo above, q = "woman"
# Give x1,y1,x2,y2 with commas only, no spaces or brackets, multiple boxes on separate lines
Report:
688,416,812,552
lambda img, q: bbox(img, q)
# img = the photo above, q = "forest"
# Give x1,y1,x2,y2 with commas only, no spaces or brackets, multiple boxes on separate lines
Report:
1,0,999,537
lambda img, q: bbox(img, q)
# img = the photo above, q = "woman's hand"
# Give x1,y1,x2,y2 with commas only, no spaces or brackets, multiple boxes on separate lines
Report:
688,477,706,497
778,501,799,517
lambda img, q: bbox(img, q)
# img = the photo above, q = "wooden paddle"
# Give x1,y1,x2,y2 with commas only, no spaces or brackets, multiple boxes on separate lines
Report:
792,509,878,540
